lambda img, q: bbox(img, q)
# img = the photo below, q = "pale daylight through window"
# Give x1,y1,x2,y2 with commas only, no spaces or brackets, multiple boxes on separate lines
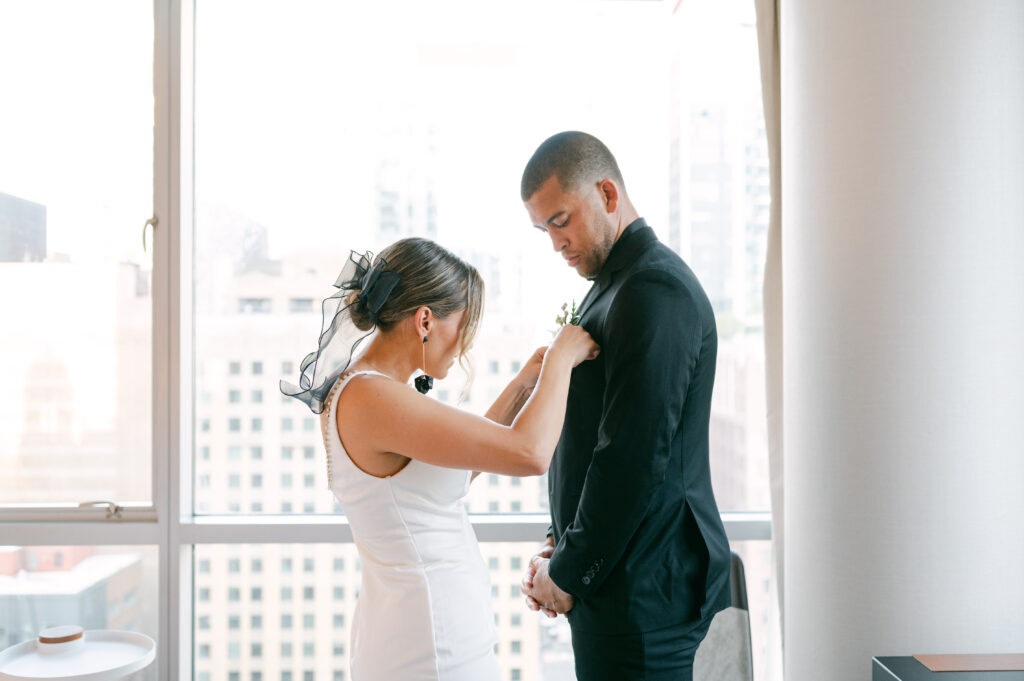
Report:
0,1,154,506
0,1,778,679
192,0,768,516
190,1,775,679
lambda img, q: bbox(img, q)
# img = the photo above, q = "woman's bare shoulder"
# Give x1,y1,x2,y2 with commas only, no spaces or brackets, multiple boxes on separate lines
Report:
333,371,414,477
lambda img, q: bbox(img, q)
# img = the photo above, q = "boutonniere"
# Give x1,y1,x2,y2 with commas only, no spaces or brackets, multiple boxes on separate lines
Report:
554,300,582,328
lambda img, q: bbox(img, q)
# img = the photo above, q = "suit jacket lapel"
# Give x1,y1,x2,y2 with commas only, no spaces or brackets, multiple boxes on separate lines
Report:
577,280,603,319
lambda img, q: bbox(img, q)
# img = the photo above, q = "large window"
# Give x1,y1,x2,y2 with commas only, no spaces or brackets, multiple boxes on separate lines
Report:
1,2,775,681
0,0,154,506
191,0,769,515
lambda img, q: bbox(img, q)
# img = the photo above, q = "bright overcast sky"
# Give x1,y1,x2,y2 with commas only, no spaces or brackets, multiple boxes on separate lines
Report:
0,0,757,264
0,0,759,444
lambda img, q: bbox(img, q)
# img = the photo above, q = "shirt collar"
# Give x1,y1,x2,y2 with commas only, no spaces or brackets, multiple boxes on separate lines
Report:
592,217,657,286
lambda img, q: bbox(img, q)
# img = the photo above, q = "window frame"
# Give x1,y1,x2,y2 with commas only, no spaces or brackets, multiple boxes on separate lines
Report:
0,3,772,681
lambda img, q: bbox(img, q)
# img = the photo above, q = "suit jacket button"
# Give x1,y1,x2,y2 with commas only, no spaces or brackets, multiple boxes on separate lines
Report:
582,576,591,585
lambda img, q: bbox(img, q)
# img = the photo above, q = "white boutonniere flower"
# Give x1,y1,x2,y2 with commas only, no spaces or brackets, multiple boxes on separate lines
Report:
554,300,582,328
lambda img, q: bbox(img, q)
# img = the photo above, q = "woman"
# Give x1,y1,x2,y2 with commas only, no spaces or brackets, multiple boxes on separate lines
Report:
281,238,598,681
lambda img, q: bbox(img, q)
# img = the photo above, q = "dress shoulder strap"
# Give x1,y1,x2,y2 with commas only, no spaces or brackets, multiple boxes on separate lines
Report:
352,370,389,379
322,370,391,487
326,370,388,411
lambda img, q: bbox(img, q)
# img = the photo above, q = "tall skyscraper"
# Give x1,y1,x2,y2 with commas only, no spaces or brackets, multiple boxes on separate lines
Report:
0,192,46,263
0,257,151,505
373,115,439,243
666,15,774,679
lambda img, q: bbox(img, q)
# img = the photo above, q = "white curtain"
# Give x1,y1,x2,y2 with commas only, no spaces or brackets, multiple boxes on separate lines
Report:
754,0,784,659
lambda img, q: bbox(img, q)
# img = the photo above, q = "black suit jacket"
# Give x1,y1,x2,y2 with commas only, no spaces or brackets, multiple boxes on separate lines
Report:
546,218,732,634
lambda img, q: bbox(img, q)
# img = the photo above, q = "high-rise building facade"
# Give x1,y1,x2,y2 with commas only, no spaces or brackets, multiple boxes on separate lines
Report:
0,192,46,263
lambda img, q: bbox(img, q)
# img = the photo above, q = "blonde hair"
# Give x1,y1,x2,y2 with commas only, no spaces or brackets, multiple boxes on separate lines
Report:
346,238,484,384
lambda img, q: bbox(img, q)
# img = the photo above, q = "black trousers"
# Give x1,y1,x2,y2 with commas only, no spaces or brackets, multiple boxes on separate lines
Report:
571,617,712,681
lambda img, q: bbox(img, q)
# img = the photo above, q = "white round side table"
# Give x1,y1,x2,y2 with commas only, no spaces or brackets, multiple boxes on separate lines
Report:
0,626,156,681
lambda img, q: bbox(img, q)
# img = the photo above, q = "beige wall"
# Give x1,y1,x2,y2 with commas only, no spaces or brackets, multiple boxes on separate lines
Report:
781,1,1024,678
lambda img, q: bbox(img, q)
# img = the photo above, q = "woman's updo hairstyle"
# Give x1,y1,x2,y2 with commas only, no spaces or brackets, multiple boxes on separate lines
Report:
346,238,484,372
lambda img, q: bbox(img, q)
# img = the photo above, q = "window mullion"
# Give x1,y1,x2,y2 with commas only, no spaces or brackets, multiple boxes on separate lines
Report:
176,513,771,545
154,0,194,679
0,519,161,546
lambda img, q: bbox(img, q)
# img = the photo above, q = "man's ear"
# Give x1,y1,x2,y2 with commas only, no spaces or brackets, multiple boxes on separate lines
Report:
597,178,619,214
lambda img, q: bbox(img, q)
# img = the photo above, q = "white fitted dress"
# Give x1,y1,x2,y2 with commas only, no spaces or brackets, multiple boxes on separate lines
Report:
321,371,500,681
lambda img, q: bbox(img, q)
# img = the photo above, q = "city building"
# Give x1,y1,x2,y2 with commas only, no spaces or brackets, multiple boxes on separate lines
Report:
0,547,146,648
0,192,46,264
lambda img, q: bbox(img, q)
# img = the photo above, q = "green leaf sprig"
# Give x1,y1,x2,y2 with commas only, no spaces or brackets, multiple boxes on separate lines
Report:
554,300,582,328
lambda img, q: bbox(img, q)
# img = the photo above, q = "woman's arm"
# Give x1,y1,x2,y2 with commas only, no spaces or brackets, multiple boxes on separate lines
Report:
485,347,546,427
484,381,533,427
341,326,597,477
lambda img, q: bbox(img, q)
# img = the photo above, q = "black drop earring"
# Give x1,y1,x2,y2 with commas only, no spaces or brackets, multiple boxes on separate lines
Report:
415,334,434,394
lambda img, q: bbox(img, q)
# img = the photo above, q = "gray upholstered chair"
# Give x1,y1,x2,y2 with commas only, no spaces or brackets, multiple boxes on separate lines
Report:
693,550,754,681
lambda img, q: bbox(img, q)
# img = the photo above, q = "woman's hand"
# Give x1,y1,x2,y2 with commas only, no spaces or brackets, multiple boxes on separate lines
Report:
516,346,548,391
548,324,600,367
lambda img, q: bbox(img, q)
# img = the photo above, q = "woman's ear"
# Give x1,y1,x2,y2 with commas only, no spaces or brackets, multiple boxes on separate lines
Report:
415,306,433,338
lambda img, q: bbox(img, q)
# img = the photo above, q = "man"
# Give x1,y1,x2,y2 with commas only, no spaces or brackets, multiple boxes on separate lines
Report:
519,131,731,681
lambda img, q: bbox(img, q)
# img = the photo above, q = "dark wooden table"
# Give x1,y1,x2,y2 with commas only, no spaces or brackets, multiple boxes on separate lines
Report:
873,657,1024,681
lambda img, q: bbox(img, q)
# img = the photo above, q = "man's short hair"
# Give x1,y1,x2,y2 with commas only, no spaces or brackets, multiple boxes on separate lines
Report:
520,131,625,201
